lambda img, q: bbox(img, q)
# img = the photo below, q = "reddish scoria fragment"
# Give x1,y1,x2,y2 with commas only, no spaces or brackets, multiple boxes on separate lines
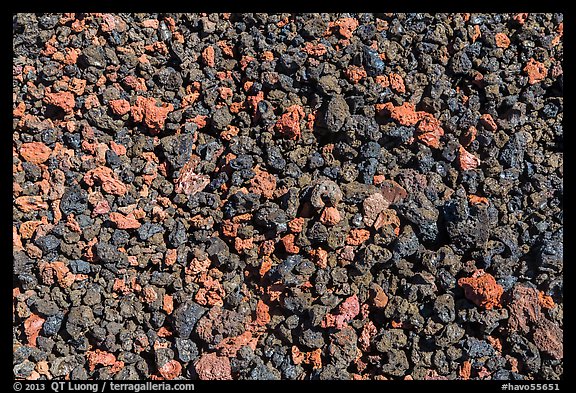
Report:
255,300,271,326
524,58,547,85
24,314,45,347
201,46,215,67
109,99,131,116
480,113,497,131
532,318,563,360
194,353,232,380
417,114,444,148
15,196,49,212
495,33,511,48
346,229,371,246
215,331,258,357
333,17,359,39
158,360,182,380
458,146,481,171
86,349,117,372
378,102,421,126
303,42,327,56
345,65,367,83
83,166,127,196
109,212,141,229
389,73,406,93
20,142,52,164
458,270,503,310
320,206,341,225
44,91,75,114
322,294,360,329
275,105,304,140
131,96,174,133
250,166,276,199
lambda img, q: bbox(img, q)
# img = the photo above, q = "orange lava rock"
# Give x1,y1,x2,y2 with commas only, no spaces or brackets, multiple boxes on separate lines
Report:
487,336,503,353
163,294,174,314
479,113,497,131
44,91,75,114
514,13,528,25
20,142,52,164
259,240,276,257
86,349,117,372
141,286,158,304
15,196,49,212
345,65,367,83
217,40,234,57
538,291,555,309
234,237,254,253
458,270,503,310
194,353,232,380
143,19,159,29
363,193,390,227
164,249,178,267
359,321,377,352
14,101,26,117
201,46,215,67
309,248,328,269
185,257,211,276
322,295,360,330
83,166,127,196
458,146,480,171
459,360,472,380
460,126,478,147
389,73,406,93
275,105,304,140
532,318,563,360
195,272,225,307
506,283,543,334
131,96,174,132
495,32,511,48
24,313,45,347
109,99,131,116
291,346,322,369
255,300,271,326
417,114,445,149
333,17,359,39
370,283,389,309
157,326,172,338
281,234,300,254
123,75,147,92
303,42,327,56
19,220,43,239
375,75,390,88
215,331,258,357
259,256,273,277
346,229,371,246
158,360,182,380
109,141,126,156
250,166,276,199
378,102,420,126
92,199,111,215
471,25,481,43
524,58,547,85
109,212,141,229
468,194,489,206
320,206,341,226
288,217,305,233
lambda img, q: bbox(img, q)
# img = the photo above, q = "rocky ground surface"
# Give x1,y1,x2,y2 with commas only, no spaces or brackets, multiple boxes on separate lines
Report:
13,13,563,380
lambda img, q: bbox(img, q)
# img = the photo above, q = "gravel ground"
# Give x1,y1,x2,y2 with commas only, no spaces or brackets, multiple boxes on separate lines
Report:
13,13,562,380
